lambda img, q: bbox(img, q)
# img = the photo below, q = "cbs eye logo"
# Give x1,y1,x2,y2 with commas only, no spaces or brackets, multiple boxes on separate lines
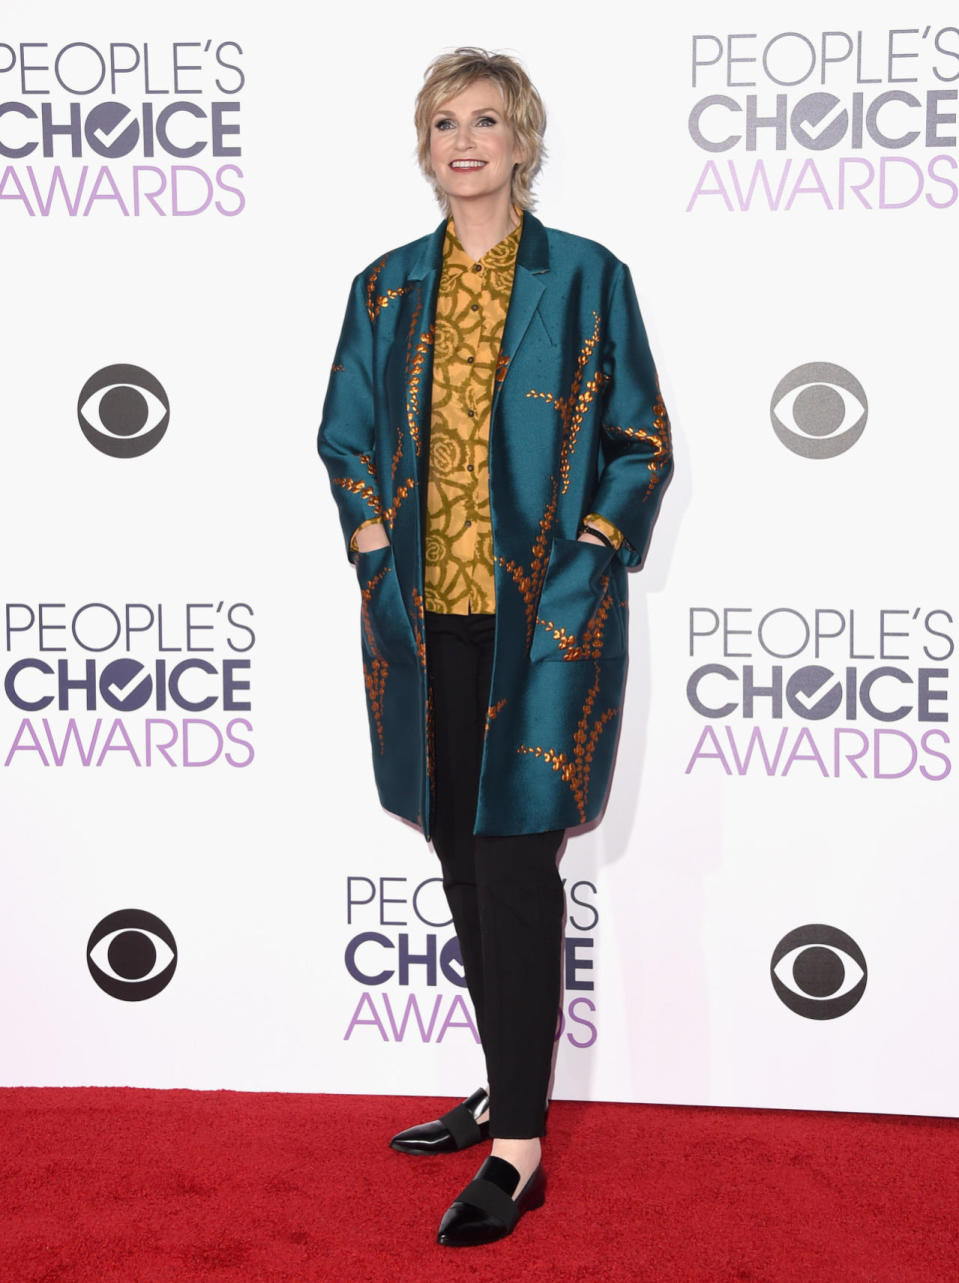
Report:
77,364,170,458
770,362,867,459
770,924,867,1020
87,909,177,1001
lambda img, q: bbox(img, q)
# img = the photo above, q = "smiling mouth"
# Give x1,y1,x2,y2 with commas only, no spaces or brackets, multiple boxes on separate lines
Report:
450,160,487,171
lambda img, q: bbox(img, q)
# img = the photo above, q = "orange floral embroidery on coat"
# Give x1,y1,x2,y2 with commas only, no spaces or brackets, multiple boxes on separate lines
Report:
526,313,609,495
519,579,619,821
604,393,672,501
359,566,391,754
332,475,416,531
495,477,557,646
535,574,614,662
366,257,411,322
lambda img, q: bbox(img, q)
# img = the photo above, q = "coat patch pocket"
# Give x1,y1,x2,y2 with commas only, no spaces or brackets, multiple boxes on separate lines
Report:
355,543,415,665
530,537,625,662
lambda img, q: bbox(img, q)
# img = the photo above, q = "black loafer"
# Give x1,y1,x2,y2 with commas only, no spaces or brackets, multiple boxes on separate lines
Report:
437,1155,546,1247
389,1087,490,1155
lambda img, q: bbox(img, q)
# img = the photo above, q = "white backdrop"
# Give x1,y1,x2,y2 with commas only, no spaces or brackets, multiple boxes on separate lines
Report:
1,0,956,1117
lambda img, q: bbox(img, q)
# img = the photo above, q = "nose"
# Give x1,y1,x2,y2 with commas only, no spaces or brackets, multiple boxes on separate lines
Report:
453,120,474,149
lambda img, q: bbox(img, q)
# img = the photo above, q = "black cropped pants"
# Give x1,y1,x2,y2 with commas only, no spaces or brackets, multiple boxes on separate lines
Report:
426,610,565,1139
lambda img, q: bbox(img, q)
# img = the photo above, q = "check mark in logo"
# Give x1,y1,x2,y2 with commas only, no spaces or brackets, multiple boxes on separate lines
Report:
793,97,846,149
788,667,842,720
88,105,138,156
102,659,152,711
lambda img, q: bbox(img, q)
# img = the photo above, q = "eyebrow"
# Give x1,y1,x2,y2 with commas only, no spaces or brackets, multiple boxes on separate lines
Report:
434,106,501,118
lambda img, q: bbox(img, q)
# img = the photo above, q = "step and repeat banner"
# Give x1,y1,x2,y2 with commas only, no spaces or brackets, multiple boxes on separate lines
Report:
1,0,956,1117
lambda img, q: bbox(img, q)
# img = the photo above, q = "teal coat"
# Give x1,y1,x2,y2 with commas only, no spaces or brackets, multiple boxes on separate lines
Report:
318,212,672,838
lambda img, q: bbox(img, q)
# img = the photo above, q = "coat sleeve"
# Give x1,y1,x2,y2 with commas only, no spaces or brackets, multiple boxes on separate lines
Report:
317,271,384,563
588,263,673,568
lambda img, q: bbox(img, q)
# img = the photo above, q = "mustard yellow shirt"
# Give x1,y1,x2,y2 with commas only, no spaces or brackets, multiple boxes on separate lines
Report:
352,215,622,597
422,218,523,613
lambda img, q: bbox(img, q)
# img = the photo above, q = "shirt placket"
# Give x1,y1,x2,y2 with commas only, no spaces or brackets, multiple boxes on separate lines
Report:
464,258,485,612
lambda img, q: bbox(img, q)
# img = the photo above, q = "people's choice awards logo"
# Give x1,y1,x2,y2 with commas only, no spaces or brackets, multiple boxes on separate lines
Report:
87,909,177,1000
684,604,952,782
770,362,867,458
687,28,959,214
0,40,245,219
770,923,867,1019
78,364,170,457
343,876,599,1049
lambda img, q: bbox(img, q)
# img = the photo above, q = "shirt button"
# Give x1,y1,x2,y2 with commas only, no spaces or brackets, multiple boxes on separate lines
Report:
467,463,474,471
465,519,472,528
467,356,474,364
470,303,479,311
467,409,475,417
472,263,482,273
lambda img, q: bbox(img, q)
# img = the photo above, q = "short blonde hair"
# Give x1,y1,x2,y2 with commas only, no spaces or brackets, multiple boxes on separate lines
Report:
415,48,547,212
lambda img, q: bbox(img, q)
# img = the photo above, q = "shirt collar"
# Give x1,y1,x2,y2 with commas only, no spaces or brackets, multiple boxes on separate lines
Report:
444,212,524,274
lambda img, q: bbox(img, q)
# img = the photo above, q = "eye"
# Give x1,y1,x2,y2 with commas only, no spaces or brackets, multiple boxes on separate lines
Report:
774,383,861,439
434,118,455,131
90,930,175,983
77,363,170,458
80,384,166,438
770,924,868,1019
475,116,497,127
773,945,864,999
87,909,178,1001
770,362,867,459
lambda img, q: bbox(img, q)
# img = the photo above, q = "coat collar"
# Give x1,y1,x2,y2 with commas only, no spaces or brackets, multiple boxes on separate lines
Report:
515,210,550,275
497,212,552,395
400,210,551,466
407,218,448,281
407,210,550,280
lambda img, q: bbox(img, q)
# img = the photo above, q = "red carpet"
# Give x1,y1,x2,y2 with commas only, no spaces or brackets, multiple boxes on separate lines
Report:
2,1089,957,1282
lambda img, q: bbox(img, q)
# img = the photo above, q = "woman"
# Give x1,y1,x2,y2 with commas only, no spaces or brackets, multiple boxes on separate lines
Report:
318,48,672,1247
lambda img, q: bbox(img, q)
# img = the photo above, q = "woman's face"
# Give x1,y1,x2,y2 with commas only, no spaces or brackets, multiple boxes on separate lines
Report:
429,79,525,213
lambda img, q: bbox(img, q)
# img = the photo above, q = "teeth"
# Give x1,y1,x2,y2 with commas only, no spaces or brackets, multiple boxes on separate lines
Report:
451,161,485,170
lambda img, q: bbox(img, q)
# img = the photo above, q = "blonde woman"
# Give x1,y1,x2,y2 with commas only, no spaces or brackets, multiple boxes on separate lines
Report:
318,47,672,1246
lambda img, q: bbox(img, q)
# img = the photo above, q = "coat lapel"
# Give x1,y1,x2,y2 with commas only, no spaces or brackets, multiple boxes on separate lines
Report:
391,213,551,489
399,220,446,494
493,212,551,412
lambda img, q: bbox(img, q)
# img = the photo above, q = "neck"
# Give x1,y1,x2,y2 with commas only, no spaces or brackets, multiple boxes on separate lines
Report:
448,192,519,261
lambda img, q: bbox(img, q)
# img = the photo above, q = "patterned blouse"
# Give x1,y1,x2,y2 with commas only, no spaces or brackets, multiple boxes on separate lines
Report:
423,218,522,613
354,214,622,610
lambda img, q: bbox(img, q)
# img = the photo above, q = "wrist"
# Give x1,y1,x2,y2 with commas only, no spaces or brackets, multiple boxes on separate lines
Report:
579,524,613,548
580,512,623,550
353,521,389,554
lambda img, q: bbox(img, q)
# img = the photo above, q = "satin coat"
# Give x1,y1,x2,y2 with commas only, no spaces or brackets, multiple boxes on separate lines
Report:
318,212,672,838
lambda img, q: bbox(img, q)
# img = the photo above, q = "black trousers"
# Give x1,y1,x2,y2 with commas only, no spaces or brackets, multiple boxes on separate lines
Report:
426,610,565,1139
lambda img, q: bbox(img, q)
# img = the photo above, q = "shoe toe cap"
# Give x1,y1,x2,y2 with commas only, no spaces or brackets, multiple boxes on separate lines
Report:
437,1200,507,1247
390,1120,454,1154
